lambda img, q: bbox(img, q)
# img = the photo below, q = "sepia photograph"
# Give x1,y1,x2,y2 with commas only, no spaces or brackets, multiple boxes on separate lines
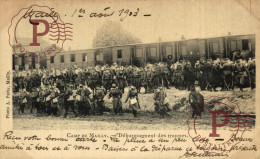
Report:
1,0,259,158
10,1,256,131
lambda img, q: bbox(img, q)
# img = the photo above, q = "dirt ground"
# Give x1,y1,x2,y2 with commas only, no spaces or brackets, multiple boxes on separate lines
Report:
13,87,255,130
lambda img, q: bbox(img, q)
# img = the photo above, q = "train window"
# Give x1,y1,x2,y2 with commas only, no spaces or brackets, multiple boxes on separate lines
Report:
70,54,75,62
242,39,249,50
136,48,143,58
60,55,64,63
181,45,187,55
131,48,135,58
51,56,54,63
82,53,87,61
117,50,122,58
212,42,219,53
230,41,237,51
165,46,172,56
150,47,157,57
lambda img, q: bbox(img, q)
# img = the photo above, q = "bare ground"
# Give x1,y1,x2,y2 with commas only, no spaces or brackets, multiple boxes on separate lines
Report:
13,87,255,130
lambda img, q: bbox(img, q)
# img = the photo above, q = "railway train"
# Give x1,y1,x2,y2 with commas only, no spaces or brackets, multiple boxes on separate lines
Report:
13,34,255,70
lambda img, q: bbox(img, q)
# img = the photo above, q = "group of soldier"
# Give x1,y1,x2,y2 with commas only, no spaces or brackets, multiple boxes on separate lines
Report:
13,56,255,118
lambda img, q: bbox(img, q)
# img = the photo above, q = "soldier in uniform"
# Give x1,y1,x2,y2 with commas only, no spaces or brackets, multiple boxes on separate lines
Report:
89,68,100,92
94,84,106,115
116,66,126,93
220,59,233,90
195,60,206,91
125,66,133,86
102,68,113,93
132,67,142,92
76,84,85,116
145,67,154,93
56,75,66,93
63,84,77,118
50,85,60,116
30,87,39,114
247,58,255,89
153,86,171,117
189,85,204,118
45,86,52,116
19,89,28,114
109,84,123,115
174,61,184,89
38,87,46,114
232,49,242,62
159,63,170,89
234,59,246,91
125,85,140,117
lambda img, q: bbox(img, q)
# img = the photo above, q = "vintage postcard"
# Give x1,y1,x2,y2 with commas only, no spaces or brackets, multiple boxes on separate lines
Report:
0,0,259,158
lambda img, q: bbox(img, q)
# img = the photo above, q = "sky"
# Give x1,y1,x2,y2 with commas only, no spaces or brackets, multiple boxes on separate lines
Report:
10,0,260,51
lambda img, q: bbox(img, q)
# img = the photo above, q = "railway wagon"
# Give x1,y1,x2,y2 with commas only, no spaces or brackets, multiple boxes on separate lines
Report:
13,34,255,70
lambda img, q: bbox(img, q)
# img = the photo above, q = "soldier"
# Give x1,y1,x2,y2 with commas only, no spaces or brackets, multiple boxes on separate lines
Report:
125,85,140,117
56,75,66,93
132,67,142,92
30,87,39,114
94,84,106,115
83,85,92,116
89,68,100,92
183,63,196,91
116,66,126,93
45,86,52,116
196,60,207,90
19,89,28,114
234,60,246,91
63,84,77,118
247,58,255,89
102,68,113,93
153,86,171,117
221,59,233,90
232,49,242,62
76,84,85,116
174,61,184,89
50,85,60,116
159,63,170,89
109,84,123,115
145,67,154,93
38,87,46,114
125,66,133,86
189,85,204,118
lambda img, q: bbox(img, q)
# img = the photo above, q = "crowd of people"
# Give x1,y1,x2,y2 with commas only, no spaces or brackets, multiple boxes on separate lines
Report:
13,56,255,118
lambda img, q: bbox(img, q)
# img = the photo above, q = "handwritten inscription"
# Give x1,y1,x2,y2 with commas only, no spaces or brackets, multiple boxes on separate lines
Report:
70,7,150,21
0,131,256,157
